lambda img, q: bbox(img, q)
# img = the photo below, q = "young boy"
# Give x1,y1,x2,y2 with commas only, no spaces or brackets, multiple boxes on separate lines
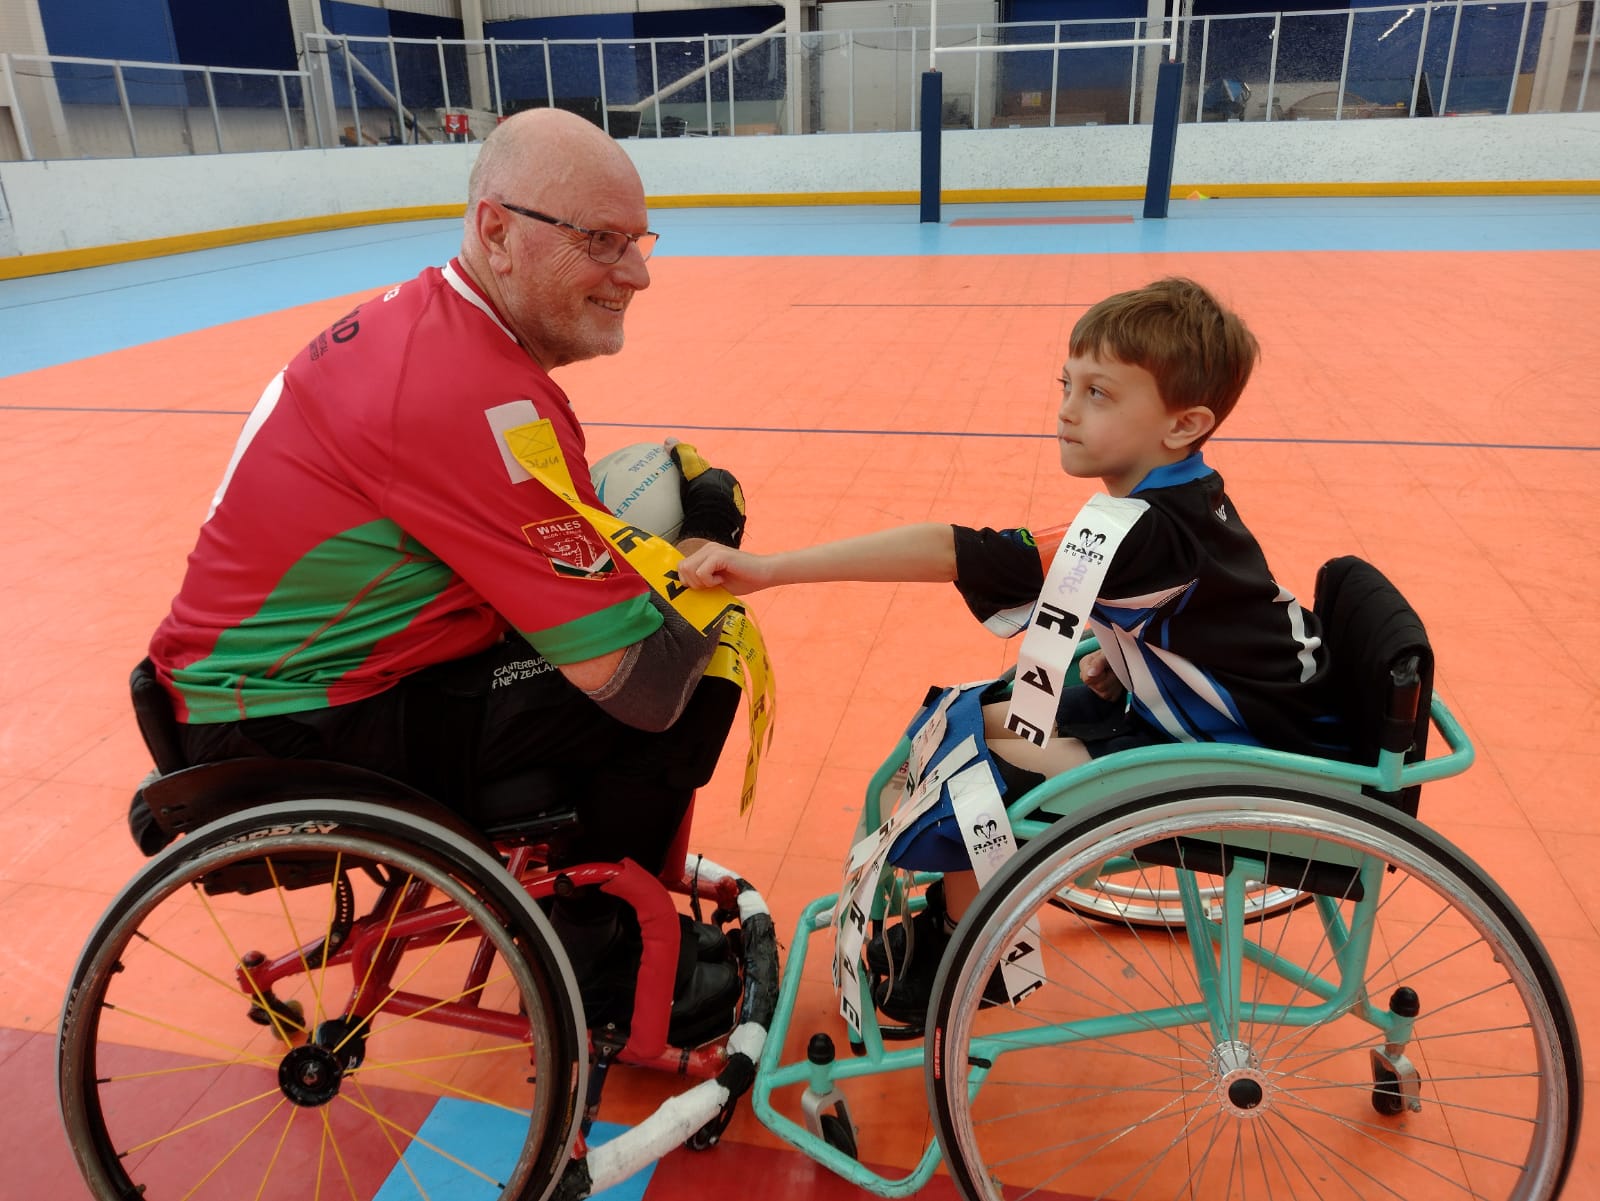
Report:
678,276,1340,1023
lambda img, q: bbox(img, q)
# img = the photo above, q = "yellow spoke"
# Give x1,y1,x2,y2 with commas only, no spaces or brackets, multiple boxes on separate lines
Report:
102,1055,273,1084
193,880,308,1043
356,1056,536,1117
341,873,423,1051
97,1004,281,1071
352,967,522,1050
123,1084,283,1155
351,914,476,1025
315,852,348,1030
355,1038,535,1076
265,851,343,1034
325,912,482,1060
251,1104,300,1201
316,1107,362,1201
345,1079,437,1201
130,929,286,1015
343,1080,505,1190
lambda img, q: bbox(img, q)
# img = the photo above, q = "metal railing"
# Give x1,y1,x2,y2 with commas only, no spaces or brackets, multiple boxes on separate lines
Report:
1,0,1594,161
2,52,308,160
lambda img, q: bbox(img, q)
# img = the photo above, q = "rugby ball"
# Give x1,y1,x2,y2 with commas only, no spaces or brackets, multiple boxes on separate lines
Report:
590,441,685,542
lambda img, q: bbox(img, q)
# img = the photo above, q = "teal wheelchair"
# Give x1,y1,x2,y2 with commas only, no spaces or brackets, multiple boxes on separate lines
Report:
57,556,1581,1201
750,555,1582,1201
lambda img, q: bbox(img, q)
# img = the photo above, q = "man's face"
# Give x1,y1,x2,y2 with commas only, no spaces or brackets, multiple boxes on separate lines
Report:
498,174,652,370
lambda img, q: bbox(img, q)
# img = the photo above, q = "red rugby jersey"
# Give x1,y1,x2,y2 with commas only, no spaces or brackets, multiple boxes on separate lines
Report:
151,261,659,723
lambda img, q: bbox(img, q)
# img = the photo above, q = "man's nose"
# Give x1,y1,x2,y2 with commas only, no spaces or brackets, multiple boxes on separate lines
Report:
616,244,651,290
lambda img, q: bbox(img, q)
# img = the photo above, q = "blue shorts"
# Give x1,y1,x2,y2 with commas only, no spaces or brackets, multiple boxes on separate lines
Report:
887,680,1164,873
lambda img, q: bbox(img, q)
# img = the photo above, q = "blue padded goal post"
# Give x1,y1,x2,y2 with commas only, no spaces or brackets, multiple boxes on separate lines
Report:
918,5,1185,223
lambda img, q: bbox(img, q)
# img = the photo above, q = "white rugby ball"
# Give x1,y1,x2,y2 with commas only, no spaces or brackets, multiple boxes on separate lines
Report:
590,441,685,542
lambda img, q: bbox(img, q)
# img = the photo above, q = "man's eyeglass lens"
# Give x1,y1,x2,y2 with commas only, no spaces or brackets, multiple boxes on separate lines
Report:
500,202,657,263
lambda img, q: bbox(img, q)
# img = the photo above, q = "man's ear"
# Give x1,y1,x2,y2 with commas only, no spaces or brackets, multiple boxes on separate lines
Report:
1166,405,1216,450
475,200,514,273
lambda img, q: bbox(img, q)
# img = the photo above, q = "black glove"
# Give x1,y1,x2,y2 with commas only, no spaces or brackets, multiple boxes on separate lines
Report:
669,440,746,549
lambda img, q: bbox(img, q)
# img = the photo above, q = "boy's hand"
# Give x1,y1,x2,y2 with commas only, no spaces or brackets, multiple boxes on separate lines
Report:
677,544,776,595
1079,649,1125,702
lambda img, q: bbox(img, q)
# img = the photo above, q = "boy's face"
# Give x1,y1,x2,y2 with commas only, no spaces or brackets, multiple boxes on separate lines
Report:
1057,351,1213,496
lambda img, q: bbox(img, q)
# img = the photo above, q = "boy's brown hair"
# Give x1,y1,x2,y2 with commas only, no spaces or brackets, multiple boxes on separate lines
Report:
1069,276,1259,443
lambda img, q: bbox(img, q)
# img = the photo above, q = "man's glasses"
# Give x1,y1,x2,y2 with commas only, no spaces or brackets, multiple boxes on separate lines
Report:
498,202,658,264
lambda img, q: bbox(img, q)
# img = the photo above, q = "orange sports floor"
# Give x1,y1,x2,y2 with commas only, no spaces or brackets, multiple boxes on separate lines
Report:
1,200,1597,1198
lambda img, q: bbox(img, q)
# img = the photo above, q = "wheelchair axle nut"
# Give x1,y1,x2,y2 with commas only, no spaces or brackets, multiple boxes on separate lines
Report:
279,1044,346,1108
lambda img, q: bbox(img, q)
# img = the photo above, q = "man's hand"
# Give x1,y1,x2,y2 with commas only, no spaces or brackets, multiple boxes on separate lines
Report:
1079,649,1125,702
668,439,746,549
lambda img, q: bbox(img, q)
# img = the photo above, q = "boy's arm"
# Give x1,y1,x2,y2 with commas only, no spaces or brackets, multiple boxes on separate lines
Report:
677,523,957,595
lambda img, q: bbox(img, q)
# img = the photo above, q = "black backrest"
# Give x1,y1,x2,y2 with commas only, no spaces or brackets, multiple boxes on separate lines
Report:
1312,557,1434,817
130,657,188,776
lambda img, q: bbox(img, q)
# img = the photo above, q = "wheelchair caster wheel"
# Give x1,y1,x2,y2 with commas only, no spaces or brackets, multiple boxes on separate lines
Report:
247,991,304,1035
1371,1063,1407,1117
685,1096,738,1150
821,1113,859,1161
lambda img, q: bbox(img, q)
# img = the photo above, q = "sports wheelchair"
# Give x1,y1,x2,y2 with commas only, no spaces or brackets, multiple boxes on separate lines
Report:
57,555,1582,1201
749,556,1582,1201
58,668,780,1201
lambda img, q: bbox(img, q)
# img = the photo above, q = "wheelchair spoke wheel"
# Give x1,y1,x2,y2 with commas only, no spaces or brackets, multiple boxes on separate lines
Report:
1053,864,1308,928
926,787,1581,1201
59,801,585,1201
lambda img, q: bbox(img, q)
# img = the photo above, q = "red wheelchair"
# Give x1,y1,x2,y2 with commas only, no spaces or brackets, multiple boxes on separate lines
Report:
56,664,777,1201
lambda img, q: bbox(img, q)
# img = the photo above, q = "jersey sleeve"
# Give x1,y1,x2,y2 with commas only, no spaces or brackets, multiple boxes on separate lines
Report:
951,524,1048,637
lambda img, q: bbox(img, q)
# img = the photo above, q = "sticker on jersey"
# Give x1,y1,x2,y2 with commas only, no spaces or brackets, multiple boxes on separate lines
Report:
522,516,614,580
208,371,285,520
485,400,548,484
1006,493,1149,747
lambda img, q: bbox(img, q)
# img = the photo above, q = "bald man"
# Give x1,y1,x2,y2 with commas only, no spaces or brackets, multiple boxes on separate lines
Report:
139,108,747,1041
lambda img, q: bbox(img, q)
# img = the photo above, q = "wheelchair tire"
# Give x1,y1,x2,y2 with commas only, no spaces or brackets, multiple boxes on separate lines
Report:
59,799,587,1201
925,786,1581,1201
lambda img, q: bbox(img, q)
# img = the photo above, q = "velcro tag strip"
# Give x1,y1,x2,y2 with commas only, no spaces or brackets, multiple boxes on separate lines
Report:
1005,493,1147,747
504,421,776,814
947,762,1043,1005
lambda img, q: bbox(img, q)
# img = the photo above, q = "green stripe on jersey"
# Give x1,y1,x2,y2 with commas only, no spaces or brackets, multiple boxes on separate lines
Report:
173,520,458,721
520,592,663,666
